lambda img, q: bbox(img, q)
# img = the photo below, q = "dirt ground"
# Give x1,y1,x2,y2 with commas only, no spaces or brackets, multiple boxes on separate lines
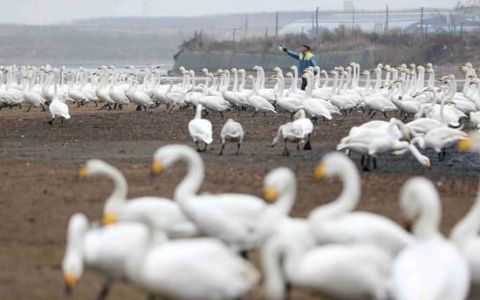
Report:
0,103,479,300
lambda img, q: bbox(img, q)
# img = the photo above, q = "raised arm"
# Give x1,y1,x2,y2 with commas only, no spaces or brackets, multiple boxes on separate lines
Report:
278,46,300,60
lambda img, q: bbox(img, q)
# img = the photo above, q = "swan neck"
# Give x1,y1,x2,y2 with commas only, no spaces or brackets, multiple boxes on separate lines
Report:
261,238,287,300
103,166,128,211
174,151,205,203
311,166,360,221
451,184,480,243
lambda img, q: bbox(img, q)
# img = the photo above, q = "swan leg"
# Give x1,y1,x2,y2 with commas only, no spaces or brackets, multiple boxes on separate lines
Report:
113,103,117,110
372,157,377,169
236,142,241,155
61,118,65,125
240,250,249,260
219,143,225,156
370,111,376,119
285,282,293,300
383,112,388,119
195,141,201,152
304,135,312,150
251,111,257,118
95,279,112,300
290,112,294,120
41,104,46,111
27,106,32,112
282,142,290,156
363,155,371,172
136,105,141,111
263,112,267,120
219,112,224,119
47,118,54,126
203,143,208,152
119,104,123,110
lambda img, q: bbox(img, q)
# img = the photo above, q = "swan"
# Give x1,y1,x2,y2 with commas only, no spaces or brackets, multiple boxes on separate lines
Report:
451,178,480,283
62,213,156,299
48,70,71,125
150,145,295,253
219,119,244,155
271,110,313,156
188,104,213,152
261,220,392,300
411,127,467,161
391,177,470,300
79,160,199,238
338,119,431,170
308,152,414,256
124,217,259,300
246,75,276,117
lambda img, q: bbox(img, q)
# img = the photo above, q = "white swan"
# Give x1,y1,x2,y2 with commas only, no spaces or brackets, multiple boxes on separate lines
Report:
150,145,294,253
125,227,259,300
261,219,392,300
271,110,313,156
391,177,470,300
79,160,198,238
308,152,414,256
188,104,213,152
450,177,480,283
219,119,244,155
48,70,70,125
411,127,467,161
62,213,155,298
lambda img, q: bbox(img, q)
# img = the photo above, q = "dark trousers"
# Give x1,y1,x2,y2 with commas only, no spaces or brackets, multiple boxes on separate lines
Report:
301,78,308,90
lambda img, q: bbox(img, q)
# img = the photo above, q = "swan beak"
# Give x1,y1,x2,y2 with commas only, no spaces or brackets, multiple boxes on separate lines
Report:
314,164,327,180
78,166,88,179
151,160,164,175
102,213,118,226
424,160,432,169
263,186,278,203
63,272,77,292
457,138,472,152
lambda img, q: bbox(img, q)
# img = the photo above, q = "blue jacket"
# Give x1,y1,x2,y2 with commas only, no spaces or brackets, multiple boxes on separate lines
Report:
286,50,317,74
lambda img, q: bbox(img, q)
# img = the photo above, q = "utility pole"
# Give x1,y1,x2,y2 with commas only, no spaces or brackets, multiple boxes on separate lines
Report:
245,14,249,38
385,5,389,34
275,11,279,38
265,27,269,40
315,7,320,36
233,28,237,50
311,13,315,35
352,7,355,30
420,7,424,36
301,27,305,39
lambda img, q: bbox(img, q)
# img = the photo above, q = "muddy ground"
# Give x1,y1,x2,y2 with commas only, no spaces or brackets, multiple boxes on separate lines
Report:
0,103,479,300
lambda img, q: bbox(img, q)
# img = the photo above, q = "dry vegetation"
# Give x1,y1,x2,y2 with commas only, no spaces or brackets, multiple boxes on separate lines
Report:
180,27,479,66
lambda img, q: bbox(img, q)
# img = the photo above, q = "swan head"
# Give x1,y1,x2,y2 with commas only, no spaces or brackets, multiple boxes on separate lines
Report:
263,167,295,203
457,132,480,153
400,177,440,236
314,152,357,181
293,109,306,120
151,145,201,176
79,160,126,226
62,213,88,295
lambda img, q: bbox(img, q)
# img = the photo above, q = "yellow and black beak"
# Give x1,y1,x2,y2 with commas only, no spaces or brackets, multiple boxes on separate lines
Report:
78,166,88,180
457,138,472,152
263,186,278,203
314,163,327,181
102,213,119,226
151,160,164,176
63,272,77,295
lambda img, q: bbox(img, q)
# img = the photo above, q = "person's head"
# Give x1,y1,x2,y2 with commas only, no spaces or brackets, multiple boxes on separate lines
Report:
301,44,311,54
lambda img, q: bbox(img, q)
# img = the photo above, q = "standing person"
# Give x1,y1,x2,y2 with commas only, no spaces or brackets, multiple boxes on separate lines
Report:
278,44,317,90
